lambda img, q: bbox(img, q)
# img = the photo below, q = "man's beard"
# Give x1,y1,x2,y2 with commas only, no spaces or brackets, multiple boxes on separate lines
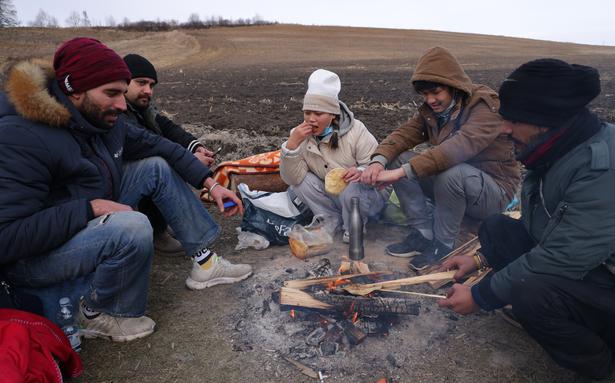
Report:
81,94,121,130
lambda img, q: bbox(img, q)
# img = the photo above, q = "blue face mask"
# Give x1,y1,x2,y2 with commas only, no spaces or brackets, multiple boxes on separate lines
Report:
317,125,333,139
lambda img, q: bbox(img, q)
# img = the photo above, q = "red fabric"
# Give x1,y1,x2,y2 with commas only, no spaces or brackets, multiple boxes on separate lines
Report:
53,37,131,94
522,127,567,167
0,309,83,383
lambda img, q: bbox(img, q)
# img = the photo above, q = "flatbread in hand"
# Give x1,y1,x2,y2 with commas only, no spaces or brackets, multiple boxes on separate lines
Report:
325,167,348,195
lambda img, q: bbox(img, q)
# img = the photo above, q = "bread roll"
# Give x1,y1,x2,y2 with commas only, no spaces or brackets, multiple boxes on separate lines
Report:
324,167,348,195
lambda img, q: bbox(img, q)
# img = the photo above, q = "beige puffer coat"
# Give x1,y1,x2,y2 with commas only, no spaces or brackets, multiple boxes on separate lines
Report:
280,101,378,185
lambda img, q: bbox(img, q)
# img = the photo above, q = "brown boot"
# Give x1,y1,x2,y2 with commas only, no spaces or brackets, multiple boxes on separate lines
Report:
154,229,185,257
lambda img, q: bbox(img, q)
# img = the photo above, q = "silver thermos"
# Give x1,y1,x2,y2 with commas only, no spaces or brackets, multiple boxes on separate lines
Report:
349,197,364,260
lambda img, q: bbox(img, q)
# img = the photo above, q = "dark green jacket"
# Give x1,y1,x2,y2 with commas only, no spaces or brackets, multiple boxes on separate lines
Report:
484,123,615,305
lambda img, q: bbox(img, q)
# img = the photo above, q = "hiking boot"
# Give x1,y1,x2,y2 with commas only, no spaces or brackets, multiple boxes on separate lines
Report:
154,229,185,257
409,239,452,271
185,255,252,290
386,228,432,257
78,303,155,342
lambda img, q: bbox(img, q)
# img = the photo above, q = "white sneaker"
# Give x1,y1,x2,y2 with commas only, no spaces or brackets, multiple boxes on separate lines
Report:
186,255,252,290
78,303,155,342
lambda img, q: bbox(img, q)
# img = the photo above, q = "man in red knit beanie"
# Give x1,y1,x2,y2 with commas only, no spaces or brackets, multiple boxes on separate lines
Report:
0,37,251,343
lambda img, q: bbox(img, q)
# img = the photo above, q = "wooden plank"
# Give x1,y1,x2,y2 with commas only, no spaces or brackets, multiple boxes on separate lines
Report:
284,271,391,289
462,268,491,286
279,287,333,310
343,271,456,295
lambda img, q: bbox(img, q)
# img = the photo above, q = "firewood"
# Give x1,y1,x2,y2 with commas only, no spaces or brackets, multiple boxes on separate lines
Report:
462,268,491,286
342,271,456,296
279,287,420,315
380,289,446,299
315,293,420,315
284,271,391,289
337,319,367,345
279,287,333,310
418,236,482,289
281,355,319,379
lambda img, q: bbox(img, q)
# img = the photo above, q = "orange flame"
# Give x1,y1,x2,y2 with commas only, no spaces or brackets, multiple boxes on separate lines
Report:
326,278,351,290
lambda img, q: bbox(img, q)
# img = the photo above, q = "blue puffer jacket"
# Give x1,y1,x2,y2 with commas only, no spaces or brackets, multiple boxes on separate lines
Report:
0,61,211,264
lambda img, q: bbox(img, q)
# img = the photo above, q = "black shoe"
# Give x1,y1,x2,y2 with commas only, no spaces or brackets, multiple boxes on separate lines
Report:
409,240,452,271
386,228,432,258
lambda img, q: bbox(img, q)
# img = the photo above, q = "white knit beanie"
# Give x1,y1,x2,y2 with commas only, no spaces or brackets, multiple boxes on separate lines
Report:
302,69,341,115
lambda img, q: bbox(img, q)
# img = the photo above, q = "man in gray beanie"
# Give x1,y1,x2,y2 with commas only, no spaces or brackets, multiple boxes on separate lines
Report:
123,53,216,256
438,58,615,381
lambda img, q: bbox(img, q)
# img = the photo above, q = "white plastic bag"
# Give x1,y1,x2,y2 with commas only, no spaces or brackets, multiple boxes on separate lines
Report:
235,227,270,250
288,215,337,259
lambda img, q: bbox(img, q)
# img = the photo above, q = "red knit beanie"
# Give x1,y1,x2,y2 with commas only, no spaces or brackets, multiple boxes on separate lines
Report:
53,37,131,94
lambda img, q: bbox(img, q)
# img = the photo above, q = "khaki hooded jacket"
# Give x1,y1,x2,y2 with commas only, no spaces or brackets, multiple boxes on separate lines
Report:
373,47,520,200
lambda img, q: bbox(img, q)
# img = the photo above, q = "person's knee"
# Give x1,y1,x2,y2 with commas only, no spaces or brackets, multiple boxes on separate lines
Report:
339,182,363,203
434,165,465,192
103,211,153,253
478,214,510,242
511,276,561,323
140,156,173,178
292,172,323,195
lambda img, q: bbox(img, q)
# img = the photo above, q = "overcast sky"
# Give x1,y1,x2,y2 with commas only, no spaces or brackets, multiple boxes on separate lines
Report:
13,0,614,46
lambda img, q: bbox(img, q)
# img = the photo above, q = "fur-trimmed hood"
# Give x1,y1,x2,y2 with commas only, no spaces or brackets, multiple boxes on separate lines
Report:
2,60,71,127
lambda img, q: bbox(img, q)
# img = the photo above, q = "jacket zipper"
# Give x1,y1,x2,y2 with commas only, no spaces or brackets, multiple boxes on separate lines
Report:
539,202,568,245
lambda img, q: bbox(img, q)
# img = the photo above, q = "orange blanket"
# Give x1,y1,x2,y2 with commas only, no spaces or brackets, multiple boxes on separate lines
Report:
202,150,281,201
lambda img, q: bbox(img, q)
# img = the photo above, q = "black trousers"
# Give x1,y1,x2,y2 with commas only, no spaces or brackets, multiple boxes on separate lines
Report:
479,214,615,380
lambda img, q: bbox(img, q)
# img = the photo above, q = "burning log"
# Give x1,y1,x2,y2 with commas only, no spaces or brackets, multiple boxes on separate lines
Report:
279,287,420,315
337,319,367,345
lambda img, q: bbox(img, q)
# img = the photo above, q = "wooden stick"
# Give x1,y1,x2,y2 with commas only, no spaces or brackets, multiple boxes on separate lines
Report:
380,289,446,299
343,271,456,296
281,355,319,379
284,271,391,289
279,287,333,309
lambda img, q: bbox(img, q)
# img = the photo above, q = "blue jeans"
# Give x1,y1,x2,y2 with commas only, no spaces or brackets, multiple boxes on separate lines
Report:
6,157,220,317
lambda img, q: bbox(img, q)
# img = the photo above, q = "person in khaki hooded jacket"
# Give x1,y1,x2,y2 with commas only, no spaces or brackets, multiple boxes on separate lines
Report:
362,46,520,270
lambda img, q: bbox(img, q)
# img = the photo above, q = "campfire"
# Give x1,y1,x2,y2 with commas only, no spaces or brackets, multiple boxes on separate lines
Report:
270,228,494,381
272,257,455,357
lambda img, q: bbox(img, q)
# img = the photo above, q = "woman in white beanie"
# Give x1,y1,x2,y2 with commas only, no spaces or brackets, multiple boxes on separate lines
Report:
280,69,389,242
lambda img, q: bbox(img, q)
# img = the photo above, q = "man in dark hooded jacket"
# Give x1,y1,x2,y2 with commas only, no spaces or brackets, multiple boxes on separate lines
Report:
122,53,216,256
362,46,520,270
0,38,251,342
439,59,615,381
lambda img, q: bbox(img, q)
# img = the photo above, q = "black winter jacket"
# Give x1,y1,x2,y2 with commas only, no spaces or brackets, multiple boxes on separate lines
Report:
124,102,203,153
0,61,211,264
